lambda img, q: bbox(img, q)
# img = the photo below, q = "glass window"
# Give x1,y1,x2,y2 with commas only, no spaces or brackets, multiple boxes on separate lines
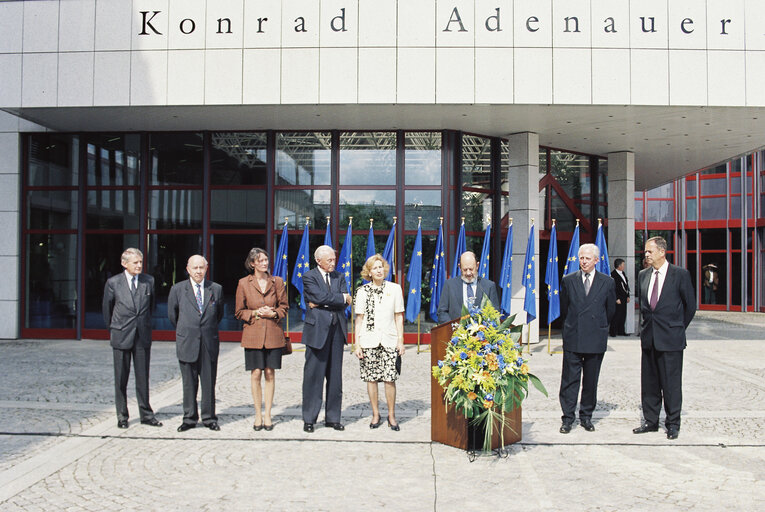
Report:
686,199,697,221
635,199,644,222
730,196,741,219
86,190,140,229
210,132,267,185
405,132,442,185
550,150,591,222
462,190,492,232
27,134,79,187
276,189,331,229
461,134,492,188
149,133,204,186
597,158,608,221
339,132,396,186
645,200,675,223
685,179,697,197
646,183,674,199
405,190,441,230
27,190,78,230
402,233,437,330
338,190,396,230
550,189,577,232
210,189,266,229
700,253,725,305
700,229,726,250
276,132,331,186
283,234,325,331
85,134,141,187
700,196,726,220
26,233,77,329
148,189,203,230
685,229,697,251
539,148,548,178
700,178,726,196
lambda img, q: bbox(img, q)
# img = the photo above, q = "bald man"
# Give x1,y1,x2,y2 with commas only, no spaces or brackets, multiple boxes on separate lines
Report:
437,251,500,323
168,255,224,432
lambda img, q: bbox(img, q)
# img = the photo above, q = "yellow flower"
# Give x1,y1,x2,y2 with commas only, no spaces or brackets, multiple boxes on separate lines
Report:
521,363,529,375
482,400,494,409
441,366,452,377
467,392,477,400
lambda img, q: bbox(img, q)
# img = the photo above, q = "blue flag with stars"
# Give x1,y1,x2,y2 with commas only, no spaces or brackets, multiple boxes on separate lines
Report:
595,222,610,275
381,220,396,282
405,222,423,323
323,218,333,249
545,223,561,324
499,223,514,315
291,223,310,316
363,223,375,284
338,221,353,317
522,225,536,324
429,223,447,322
478,223,491,280
451,221,466,278
563,224,580,275
273,223,289,283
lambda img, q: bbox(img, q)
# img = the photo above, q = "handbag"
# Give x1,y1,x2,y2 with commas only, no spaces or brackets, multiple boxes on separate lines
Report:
395,353,402,375
283,336,293,355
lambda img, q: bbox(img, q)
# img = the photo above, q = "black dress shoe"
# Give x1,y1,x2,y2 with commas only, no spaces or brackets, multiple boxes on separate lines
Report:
177,423,195,432
666,427,679,440
140,418,163,427
387,418,400,431
264,423,274,431
633,423,659,434
325,422,345,431
369,416,383,429
205,422,220,431
117,420,128,429
580,419,595,432
559,422,573,434
303,423,314,433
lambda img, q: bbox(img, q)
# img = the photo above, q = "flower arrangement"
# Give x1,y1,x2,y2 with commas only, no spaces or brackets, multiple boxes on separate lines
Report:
431,298,547,452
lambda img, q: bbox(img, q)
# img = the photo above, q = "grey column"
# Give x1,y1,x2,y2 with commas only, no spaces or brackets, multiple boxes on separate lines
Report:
0,112,22,339
607,151,635,334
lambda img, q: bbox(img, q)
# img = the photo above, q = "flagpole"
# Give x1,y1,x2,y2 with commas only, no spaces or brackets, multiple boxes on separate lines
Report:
349,217,355,351
416,217,422,353
392,216,397,283
526,218,533,356
284,217,290,339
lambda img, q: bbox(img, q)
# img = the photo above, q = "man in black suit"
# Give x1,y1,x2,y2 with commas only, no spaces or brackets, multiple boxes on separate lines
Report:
633,236,695,440
558,243,616,433
301,245,352,433
102,248,161,429
610,258,630,336
168,255,224,432
436,251,500,323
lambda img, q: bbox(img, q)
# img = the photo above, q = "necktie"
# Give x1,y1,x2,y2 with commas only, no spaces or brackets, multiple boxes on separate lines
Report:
584,273,591,296
650,271,660,310
195,283,204,313
131,276,137,293
325,272,331,290
466,282,475,307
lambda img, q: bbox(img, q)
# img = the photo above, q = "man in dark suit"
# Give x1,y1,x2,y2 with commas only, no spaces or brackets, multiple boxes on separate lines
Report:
610,258,630,336
301,245,352,433
633,236,695,440
102,248,161,429
168,255,224,432
558,243,616,433
437,251,500,323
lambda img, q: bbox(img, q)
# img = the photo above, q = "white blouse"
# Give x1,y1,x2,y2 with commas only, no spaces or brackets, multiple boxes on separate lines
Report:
354,282,405,349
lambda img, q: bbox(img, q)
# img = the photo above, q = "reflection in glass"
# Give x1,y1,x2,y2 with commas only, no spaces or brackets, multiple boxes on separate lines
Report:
598,159,608,221
210,132,267,185
147,233,203,329
462,191,491,232
149,133,204,185
685,179,697,196
338,190,395,229
550,151,591,221
211,189,266,229
700,196,726,220
85,134,140,186
462,134,491,188
646,183,674,199
645,200,675,223
26,233,77,329
86,190,140,229
686,199,696,221
405,190,441,230
539,148,548,178
700,178,726,196
27,134,79,187
550,190,576,232
340,132,396,185
27,190,78,230
276,132,331,186
405,132,442,185
149,189,203,229
275,189,331,229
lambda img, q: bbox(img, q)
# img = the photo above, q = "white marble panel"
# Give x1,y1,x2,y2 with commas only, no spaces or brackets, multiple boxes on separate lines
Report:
281,48,319,104
0,174,18,214
16,118,47,132
23,0,59,53
0,212,18,256
204,49,243,104
58,52,94,106
398,0,436,47
0,0,23,53
552,0,590,48
22,53,57,107
95,0,133,51
358,48,396,103
553,48,591,104
436,0,474,47
396,48,436,103
513,48,552,104
0,54,22,108
358,0,396,47
629,0,668,49
591,49,630,105
243,0,281,48
436,48,474,103
59,0,96,52
0,259,18,301
94,51,130,106
168,0,205,50
0,111,19,133
132,0,169,51
668,0,706,50
0,300,19,338
243,49,281,104
205,0,244,50
282,0,319,48
668,50,707,106
475,0,513,47
708,50,745,106
130,51,168,105
707,0,744,50
591,0,629,49
0,133,20,175
319,48,357,103
630,49,668,105
320,0,358,48
514,0,551,48
475,47,513,103
745,0,765,51
167,50,204,105
746,51,765,106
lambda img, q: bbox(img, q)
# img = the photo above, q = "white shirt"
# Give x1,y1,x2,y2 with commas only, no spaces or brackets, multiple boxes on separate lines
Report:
581,271,594,286
647,260,669,301
461,279,477,308
354,282,405,349
124,270,138,290
190,278,203,303
616,269,626,282
319,269,332,287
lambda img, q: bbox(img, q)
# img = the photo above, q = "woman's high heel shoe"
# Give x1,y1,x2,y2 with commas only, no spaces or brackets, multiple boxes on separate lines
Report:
253,423,264,431
369,416,383,429
387,417,400,431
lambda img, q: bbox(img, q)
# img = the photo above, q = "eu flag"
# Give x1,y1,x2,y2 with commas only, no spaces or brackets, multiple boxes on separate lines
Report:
405,221,423,323
291,223,310,316
522,224,536,324
563,223,580,275
545,223,560,324
381,219,396,282
273,222,289,282
323,217,333,249
429,222,447,322
499,223,514,315
338,220,353,317
477,222,491,280
451,220,466,278
363,221,375,283
595,221,610,275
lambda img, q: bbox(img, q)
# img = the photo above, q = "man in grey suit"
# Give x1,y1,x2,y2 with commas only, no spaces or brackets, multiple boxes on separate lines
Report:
168,255,224,432
301,245,352,433
558,243,616,434
437,251,500,323
102,248,161,429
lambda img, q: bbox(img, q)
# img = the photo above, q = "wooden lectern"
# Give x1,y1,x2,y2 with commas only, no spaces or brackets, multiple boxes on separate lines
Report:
430,318,522,451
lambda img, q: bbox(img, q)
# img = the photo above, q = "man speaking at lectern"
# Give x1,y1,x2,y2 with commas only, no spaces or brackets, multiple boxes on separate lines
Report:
437,251,500,323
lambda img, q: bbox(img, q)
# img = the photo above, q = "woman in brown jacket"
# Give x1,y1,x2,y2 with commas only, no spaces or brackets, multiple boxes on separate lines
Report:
235,248,288,431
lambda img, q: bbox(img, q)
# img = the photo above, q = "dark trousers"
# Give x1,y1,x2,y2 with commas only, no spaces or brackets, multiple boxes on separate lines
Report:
302,323,344,424
610,301,627,336
559,351,605,424
641,346,683,429
113,344,154,421
179,343,218,426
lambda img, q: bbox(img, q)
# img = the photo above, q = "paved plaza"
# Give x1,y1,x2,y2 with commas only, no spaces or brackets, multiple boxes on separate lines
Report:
0,311,764,511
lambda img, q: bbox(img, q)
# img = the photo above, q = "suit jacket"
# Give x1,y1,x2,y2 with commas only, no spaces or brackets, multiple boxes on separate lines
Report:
611,269,630,302
234,274,288,349
638,264,696,351
102,272,155,350
437,277,500,324
301,267,349,350
560,270,616,353
168,279,224,363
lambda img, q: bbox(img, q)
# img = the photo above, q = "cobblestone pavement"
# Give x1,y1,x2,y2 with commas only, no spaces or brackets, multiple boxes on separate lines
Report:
0,311,764,511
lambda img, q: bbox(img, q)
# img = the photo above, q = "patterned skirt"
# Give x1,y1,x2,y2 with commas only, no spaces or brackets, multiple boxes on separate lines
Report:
359,345,398,382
